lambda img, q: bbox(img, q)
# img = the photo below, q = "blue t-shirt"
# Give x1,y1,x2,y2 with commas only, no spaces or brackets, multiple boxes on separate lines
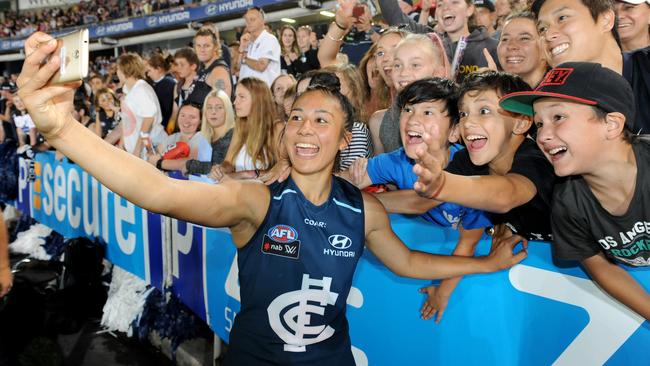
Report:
367,145,492,230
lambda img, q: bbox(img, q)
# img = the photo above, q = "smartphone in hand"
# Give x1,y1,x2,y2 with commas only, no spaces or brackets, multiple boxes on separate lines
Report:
48,29,89,85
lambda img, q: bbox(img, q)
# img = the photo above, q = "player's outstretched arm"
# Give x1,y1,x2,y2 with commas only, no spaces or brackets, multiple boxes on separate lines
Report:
17,32,267,238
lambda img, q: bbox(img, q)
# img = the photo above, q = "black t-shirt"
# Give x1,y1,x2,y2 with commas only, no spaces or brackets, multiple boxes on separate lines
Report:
445,138,555,241
98,109,119,138
551,138,650,266
175,80,212,107
283,48,320,77
151,76,176,128
1,120,17,144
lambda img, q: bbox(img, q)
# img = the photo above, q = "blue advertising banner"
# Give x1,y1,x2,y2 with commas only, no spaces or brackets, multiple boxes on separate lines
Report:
0,0,291,51
17,153,163,284
203,217,650,366
13,151,650,365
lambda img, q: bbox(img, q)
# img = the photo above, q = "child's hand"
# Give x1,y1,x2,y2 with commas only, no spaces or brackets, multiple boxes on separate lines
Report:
260,159,291,185
413,130,445,198
419,285,449,323
486,233,528,271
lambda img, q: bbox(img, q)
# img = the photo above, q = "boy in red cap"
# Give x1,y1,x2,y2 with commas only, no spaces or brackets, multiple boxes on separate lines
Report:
500,61,650,320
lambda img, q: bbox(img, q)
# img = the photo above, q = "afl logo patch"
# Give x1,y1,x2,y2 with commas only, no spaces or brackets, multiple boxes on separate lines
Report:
268,225,298,243
328,235,352,250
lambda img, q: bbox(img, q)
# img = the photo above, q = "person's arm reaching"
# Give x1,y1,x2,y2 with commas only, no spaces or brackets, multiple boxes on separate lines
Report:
420,226,484,322
363,192,526,279
414,132,537,213
582,253,650,321
375,189,441,214
17,32,268,247
318,0,355,67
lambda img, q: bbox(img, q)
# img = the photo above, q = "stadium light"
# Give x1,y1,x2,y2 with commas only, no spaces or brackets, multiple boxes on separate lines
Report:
319,10,335,17
281,18,296,23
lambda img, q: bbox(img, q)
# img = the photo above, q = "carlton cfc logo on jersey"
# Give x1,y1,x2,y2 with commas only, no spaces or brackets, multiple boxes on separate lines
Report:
268,225,299,243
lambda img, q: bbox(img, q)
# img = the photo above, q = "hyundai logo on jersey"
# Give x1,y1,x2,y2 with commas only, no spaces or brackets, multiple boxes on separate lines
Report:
329,235,352,250
268,225,298,243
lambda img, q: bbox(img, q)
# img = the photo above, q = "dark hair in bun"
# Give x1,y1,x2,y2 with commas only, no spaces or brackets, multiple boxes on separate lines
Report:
300,71,355,133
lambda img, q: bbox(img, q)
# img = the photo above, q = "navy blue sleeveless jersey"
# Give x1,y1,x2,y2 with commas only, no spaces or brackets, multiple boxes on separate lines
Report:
224,176,365,366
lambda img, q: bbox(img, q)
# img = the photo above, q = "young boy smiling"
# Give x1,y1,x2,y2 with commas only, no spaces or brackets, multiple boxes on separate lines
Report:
341,78,492,322
413,71,556,242
500,61,650,320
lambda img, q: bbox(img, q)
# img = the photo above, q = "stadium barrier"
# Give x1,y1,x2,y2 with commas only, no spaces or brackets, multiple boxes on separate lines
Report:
10,150,650,365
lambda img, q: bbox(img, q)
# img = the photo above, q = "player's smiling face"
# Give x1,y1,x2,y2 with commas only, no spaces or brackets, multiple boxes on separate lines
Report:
458,89,518,166
284,90,350,175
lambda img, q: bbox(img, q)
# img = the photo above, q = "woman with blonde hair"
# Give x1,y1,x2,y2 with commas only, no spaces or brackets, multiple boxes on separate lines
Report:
184,89,235,176
369,32,449,154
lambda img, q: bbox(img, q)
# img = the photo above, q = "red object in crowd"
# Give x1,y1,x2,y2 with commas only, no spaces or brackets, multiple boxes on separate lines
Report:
363,184,390,194
162,141,190,160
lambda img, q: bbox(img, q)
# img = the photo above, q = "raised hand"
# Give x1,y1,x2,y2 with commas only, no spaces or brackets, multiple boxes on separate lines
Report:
335,0,356,29
482,48,498,71
413,130,445,198
419,284,449,323
239,33,251,52
17,32,82,139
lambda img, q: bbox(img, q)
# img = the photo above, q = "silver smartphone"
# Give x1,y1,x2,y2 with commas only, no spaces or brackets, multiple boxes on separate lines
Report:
49,29,89,85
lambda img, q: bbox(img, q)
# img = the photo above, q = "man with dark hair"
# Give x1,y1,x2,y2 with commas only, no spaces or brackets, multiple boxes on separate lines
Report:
238,7,281,87
533,0,650,133
194,26,232,97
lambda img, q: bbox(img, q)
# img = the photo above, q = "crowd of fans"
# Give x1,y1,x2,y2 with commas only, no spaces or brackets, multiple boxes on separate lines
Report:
0,0,193,38
1,0,650,342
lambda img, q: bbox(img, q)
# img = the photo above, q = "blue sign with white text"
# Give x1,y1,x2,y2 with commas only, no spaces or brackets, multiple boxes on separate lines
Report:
0,0,291,51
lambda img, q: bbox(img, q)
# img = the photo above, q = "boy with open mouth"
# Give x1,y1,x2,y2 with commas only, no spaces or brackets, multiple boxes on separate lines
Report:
500,61,650,321
413,71,556,243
